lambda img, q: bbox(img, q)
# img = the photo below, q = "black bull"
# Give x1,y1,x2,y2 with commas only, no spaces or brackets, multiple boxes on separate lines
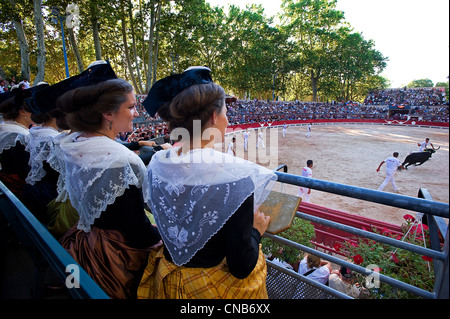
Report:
401,147,440,169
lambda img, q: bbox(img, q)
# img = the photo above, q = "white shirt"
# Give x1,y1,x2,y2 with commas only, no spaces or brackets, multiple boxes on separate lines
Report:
227,141,235,155
419,141,430,152
385,157,401,172
301,166,312,178
298,258,330,285
328,274,361,298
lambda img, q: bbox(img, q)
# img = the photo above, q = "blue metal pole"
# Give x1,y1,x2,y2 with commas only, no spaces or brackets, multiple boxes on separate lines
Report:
59,17,70,78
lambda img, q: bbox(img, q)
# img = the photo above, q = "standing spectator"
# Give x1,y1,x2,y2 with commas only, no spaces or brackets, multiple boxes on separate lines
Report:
55,62,161,299
138,66,277,299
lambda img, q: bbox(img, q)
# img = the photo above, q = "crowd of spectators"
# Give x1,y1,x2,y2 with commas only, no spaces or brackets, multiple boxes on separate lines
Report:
130,87,448,129
364,87,447,107
0,76,30,93
226,100,386,125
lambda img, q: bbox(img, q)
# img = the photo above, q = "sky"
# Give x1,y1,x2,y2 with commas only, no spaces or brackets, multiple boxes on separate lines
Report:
205,0,450,88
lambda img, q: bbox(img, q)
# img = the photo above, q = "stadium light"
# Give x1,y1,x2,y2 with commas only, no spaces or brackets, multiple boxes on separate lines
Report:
50,7,70,78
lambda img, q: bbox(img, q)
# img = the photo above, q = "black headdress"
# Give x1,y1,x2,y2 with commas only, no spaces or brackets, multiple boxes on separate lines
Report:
32,61,117,114
24,82,50,114
0,91,13,105
143,66,213,117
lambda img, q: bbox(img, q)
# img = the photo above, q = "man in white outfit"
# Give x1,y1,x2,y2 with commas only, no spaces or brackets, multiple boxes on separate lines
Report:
227,137,236,156
306,123,311,138
376,152,404,192
282,123,289,138
418,138,435,152
298,160,313,202
256,129,265,149
242,129,250,152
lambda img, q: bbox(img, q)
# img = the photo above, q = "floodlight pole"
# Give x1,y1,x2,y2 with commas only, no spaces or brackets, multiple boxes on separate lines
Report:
51,7,70,78
59,16,70,78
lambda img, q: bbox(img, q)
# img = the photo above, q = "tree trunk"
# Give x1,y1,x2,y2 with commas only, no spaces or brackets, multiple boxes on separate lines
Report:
9,0,30,81
146,2,161,92
311,70,318,102
90,0,102,60
120,0,139,93
152,5,161,85
68,27,84,73
128,0,143,93
139,0,147,83
33,0,46,84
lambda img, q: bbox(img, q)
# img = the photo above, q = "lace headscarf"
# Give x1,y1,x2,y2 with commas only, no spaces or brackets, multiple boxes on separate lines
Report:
60,132,149,232
147,147,277,266
25,126,60,185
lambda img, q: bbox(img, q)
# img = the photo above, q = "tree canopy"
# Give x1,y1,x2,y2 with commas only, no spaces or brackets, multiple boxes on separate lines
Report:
0,0,402,102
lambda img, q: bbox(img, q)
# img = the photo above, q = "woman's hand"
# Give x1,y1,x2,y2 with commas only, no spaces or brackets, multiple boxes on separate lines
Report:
253,210,271,236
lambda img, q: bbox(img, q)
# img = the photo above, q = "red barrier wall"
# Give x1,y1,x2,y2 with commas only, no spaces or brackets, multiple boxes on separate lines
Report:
227,119,449,133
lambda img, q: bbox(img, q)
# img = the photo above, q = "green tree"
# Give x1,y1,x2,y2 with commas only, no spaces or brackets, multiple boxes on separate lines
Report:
408,78,434,88
280,0,345,101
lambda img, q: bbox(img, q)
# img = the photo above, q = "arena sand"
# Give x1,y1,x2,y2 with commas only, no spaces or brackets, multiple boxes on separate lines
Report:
219,123,449,226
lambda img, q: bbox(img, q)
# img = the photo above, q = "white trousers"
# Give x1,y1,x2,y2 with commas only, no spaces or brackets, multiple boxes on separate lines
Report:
298,187,311,203
257,138,265,149
378,171,399,191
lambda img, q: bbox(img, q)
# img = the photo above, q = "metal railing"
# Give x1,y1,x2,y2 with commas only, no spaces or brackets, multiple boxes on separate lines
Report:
263,170,449,299
0,181,109,299
1,168,448,299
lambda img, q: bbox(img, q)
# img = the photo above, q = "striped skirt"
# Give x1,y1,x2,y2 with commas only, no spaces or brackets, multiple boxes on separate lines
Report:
137,245,268,299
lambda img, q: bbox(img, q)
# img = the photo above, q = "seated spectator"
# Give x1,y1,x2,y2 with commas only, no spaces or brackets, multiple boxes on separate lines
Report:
329,266,362,298
297,253,332,285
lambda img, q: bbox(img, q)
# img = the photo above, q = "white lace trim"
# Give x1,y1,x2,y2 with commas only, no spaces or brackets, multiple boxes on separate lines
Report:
0,122,30,154
25,126,60,185
48,132,71,202
147,148,277,266
60,133,149,232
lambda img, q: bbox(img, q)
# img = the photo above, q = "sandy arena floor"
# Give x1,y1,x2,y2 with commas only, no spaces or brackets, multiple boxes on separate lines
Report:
220,123,449,226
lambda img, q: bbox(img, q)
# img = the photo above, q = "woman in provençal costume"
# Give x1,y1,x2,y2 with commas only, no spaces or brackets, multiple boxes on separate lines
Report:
0,87,34,206
22,82,78,238
55,62,161,299
137,67,277,299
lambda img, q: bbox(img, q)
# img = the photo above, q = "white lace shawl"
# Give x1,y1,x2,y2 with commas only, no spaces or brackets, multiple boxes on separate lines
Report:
0,122,30,171
60,132,149,232
25,126,60,185
0,122,30,154
48,132,71,202
147,147,277,266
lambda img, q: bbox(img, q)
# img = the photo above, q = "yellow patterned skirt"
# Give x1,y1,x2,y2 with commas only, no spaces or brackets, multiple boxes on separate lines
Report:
138,245,268,299
47,199,79,239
